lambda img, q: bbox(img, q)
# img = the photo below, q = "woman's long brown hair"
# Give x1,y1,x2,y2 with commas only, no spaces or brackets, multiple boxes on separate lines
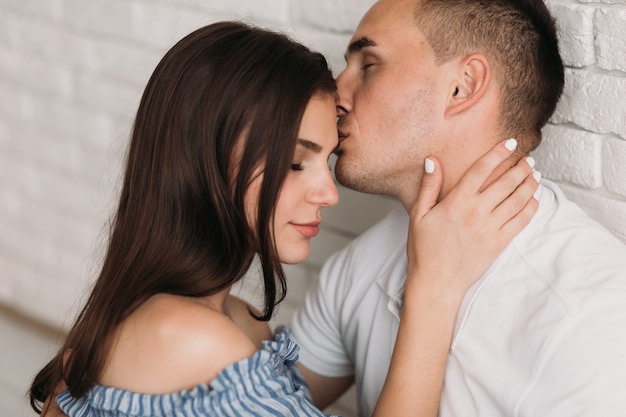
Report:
29,21,335,412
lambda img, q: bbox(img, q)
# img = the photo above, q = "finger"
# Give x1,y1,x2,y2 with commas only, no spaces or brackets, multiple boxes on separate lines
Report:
411,157,443,221
455,138,519,194
498,194,539,241
479,156,536,213
491,170,540,226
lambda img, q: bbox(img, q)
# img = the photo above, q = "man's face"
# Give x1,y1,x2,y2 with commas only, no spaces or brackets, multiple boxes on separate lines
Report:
335,0,446,200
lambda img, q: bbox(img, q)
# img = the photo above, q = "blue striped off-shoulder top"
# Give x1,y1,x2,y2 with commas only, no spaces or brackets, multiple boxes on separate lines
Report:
56,327,339,416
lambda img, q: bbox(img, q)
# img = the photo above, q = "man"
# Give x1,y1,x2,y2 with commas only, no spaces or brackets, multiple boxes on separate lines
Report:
291,0,626,416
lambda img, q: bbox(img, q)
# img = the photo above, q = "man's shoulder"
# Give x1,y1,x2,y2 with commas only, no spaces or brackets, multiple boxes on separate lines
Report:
512,180,626,299
527,180,626,253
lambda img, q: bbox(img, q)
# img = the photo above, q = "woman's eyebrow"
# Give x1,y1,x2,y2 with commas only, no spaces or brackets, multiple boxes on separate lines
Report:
296,138,322,153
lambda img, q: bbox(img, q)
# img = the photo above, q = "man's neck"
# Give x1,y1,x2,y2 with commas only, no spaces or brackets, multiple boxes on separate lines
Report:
398,144,526,212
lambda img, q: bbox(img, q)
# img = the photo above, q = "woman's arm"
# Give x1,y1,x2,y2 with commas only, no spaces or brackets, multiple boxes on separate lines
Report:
40,380,67,417
373,139,539,416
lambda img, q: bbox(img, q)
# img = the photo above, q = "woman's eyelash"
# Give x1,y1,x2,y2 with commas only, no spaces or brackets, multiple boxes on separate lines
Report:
291,163,303,171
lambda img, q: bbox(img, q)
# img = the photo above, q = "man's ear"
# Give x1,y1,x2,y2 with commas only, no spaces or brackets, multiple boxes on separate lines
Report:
445,53,491,118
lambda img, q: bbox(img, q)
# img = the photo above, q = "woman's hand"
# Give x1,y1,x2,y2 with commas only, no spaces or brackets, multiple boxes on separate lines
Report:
406,138,539,301
373,138,540,417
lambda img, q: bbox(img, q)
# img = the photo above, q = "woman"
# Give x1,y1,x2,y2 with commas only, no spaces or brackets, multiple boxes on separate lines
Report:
30,21,538,416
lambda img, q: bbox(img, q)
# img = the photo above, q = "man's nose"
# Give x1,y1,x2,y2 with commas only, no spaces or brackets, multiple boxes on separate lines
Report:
335,69,353,116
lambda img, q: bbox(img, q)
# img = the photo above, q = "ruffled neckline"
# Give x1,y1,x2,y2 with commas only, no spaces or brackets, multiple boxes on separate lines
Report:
57,327,308,416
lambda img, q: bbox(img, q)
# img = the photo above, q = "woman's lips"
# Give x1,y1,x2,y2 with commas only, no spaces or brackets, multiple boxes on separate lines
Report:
290,223,320,238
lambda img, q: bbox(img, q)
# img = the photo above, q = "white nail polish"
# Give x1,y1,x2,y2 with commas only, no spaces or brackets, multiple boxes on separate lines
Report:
526,156,535,169
424,158,435,174
532,171,542,200
505,138,517,151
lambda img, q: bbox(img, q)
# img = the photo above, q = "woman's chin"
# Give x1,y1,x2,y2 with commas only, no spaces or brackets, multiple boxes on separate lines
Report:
278,246,310,265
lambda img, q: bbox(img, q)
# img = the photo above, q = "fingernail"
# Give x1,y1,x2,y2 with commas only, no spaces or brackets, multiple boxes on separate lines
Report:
526,156,535,169
424,158,435,174
505,138,518,152
533,171,542,182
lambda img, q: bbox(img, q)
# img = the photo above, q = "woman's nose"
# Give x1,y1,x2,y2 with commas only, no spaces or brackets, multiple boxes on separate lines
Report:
308,170,339,207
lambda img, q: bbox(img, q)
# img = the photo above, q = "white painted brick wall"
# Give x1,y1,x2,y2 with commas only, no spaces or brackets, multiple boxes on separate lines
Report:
536,1,626,224
0,1,624,415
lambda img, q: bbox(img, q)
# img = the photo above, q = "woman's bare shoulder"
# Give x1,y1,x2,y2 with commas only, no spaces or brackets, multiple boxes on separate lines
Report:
99,293,257,394
224,295,273,346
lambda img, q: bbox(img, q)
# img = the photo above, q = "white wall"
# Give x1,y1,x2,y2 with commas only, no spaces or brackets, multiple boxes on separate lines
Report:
1,0,625,416
534,0,626,242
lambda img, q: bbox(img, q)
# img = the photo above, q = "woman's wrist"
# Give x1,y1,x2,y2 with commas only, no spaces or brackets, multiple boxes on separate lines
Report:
404,271,468,313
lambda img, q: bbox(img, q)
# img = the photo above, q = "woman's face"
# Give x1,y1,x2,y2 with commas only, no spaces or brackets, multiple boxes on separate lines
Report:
246,94,340,264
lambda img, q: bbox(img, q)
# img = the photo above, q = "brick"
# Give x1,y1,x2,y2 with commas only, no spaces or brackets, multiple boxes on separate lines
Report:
60,0,135,41
82,38,160,85
161,0,292,25
0,115,11,148
0,44,75,98
75,72,141,118
1,82,31,121
2,12,68,58
14,274,85,329
0,258,16,302
595,6,626,72
19,93,124,153
1,15,151,83
293,28,353,76
126,2,215,49
0,9,12,45
297,0,374,33
547,2,595,67
553,68,626,139
0,0,63,19
533,124,604,189
603,137,626,197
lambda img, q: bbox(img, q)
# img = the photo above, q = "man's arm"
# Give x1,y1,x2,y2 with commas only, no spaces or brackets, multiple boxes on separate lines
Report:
291,239,359,410
297,363,354,410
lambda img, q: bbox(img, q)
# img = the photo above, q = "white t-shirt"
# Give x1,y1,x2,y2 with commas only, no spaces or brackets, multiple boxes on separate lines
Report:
291,180,626,417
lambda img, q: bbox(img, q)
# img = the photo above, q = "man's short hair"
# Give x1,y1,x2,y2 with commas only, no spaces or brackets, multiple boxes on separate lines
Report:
415,0,564,151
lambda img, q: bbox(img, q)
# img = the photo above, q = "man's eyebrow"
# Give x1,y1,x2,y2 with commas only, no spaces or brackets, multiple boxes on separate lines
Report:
345,37,377,59
296,138,322,153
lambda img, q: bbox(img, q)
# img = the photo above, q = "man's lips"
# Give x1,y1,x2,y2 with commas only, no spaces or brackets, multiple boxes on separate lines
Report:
336,131,348,156
290,222,320,238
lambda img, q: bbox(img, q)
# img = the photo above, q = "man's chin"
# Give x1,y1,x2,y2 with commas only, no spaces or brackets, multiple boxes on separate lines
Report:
335,165,375,194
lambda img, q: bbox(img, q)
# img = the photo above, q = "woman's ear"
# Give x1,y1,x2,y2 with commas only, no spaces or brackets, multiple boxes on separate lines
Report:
445,53,491,117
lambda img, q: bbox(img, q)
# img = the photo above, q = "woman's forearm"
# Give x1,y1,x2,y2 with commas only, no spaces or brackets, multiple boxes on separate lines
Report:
372,278,463,417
